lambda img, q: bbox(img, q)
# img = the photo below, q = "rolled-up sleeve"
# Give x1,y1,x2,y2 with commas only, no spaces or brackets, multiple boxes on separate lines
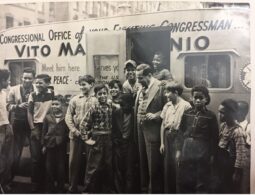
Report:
65,98,78,133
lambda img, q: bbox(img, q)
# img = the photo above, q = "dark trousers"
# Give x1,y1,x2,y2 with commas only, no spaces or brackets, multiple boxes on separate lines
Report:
164,130,178,193
84,135,114,193
45,144,66,193
216,148,240,193
113,139,137,193
12,119,31,176
178,160,210,193
0,124,14,186
138,124,163,193
30,123,44,187
68,138,85,192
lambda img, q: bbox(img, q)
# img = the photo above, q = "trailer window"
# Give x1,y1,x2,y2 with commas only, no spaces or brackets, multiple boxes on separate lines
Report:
8,60,36,86
184,55,231,88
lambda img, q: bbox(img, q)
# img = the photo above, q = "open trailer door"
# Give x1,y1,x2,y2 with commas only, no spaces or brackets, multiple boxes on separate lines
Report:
86,31,126,84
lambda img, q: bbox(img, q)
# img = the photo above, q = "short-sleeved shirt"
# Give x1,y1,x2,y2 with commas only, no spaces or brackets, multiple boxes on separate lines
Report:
160,98,191,131
0,90,9,126
28,90,54,124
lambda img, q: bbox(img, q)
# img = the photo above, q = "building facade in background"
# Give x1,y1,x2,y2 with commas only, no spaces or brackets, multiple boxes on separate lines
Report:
0,1,249,31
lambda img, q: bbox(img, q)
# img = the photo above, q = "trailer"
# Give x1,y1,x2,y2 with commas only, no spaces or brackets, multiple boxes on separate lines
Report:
0,8,250,113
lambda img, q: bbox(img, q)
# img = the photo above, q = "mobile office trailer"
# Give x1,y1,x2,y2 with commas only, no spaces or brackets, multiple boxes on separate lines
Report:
0,8,250,114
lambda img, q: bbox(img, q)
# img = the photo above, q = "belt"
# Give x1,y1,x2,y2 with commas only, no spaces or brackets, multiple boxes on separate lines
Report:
165,128,178,134
92,131,111,136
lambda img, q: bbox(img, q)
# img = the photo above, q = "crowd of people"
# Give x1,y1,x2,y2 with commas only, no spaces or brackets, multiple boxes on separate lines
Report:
0,52,251,194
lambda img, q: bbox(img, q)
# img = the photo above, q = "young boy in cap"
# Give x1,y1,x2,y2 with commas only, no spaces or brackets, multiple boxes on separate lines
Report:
122,60,140,96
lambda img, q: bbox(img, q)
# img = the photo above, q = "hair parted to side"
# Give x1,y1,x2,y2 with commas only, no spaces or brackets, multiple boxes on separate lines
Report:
108,80,123,91
94,83,108,94
191,85,211,105
136,64,153,76
165,81,183,96
78,75,95,85
0,69,10,81
23,68,36,77
35,74,51,83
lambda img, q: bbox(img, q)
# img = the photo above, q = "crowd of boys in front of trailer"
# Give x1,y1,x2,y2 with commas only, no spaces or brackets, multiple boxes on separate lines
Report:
0,52,251,194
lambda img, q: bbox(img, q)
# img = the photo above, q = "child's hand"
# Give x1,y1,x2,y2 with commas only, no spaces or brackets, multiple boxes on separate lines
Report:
160,144,165,154
73,130,81,138
85,138,96,146
42,147,46,154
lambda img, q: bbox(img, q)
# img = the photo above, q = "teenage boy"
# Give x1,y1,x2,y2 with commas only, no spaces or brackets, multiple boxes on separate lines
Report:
0,69,13,193
159,81,191,193
112,93,139,193
42,95,69,193
176,85,219,193
122,60,140,96
80,84,114,193
27,74,53,192
65,75,97,193
109,79,123,105
217,99,247,193
7,68,35,177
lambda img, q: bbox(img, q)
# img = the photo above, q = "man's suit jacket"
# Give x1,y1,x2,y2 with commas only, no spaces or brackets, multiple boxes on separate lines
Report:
134,78,165,143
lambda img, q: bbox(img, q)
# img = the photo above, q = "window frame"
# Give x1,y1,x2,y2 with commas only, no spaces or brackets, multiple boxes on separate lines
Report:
182,53,234,91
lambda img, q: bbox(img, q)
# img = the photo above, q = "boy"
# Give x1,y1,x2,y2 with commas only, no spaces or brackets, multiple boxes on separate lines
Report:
7,68,35,178
109,79,122,105
176,85,219,193
0,69,13,193
122,60,140,96
65,75,97,193
80,84,114,193
27,74,53,192
42,95,69,193
217,99,247,193
112,93,138,193
159,81,191,193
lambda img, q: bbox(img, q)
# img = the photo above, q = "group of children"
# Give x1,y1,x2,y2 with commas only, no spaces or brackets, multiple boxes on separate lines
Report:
0,63,251,193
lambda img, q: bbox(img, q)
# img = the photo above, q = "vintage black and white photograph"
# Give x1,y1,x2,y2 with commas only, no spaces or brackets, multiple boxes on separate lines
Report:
0,0,253,194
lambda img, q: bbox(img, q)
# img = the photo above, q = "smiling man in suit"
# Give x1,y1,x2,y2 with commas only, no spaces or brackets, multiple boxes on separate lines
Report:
135,64,165,193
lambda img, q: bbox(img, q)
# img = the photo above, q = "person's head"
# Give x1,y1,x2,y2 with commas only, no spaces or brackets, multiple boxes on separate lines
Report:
109,80,122,99
152,51,165,71
236,101,249,122
164,81,183,104
136,64,153,88
51,95,65,114
191,85,210,110
124,60,137,81
22,68,35,89
94,83,108,104
64,94,72,105
119,93,134,113
218,99,238,123
35,74,51,93
0,69,10,90
78,75,95,95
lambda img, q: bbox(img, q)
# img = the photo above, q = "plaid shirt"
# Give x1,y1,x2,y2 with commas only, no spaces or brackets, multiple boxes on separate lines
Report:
80,103,113,138
65,94,98,139
219,122,247,168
